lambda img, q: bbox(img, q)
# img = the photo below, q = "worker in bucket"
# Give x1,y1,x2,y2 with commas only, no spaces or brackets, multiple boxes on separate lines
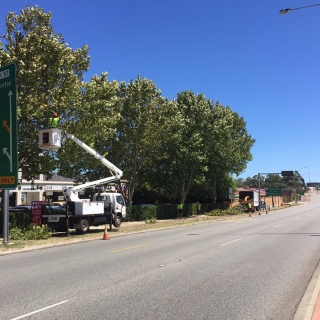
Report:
49,112,62,128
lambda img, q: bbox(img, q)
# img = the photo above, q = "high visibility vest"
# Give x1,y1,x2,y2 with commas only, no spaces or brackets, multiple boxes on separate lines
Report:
49,117,59,128
177,203,183,209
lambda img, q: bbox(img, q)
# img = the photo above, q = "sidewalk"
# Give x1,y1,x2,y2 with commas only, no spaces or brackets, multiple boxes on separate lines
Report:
293,259,320,320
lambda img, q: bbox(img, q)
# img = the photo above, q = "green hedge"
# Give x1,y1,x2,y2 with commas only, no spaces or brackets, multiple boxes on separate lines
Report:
125,202,228,221
0,211,32,236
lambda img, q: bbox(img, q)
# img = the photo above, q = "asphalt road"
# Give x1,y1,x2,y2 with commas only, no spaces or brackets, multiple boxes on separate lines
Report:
1,195,320,320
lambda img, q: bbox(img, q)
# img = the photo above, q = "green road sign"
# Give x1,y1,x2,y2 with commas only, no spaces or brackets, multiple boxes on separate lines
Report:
0,63,17,189
266,188,281,196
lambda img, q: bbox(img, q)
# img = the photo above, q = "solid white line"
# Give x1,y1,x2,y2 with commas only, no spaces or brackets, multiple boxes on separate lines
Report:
220,238,242,246
274,224,281,228
10,300,69,320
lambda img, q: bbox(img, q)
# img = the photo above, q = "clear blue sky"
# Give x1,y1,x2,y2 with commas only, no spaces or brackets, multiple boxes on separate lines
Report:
1,1,320,183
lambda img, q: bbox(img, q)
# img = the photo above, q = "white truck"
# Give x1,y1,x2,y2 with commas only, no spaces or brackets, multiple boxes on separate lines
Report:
238,189,259,211
39,128,126,234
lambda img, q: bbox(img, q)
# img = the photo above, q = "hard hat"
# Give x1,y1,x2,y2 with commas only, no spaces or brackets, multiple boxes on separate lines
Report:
53,112,58,117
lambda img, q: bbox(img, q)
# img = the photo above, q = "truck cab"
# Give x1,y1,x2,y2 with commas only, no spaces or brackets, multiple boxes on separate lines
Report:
93,192,126,227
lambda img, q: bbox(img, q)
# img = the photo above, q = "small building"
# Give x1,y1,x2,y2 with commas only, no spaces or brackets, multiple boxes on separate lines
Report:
9,172,74,206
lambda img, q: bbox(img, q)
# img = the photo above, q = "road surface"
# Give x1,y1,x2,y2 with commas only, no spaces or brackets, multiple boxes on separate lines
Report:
1,195,320,319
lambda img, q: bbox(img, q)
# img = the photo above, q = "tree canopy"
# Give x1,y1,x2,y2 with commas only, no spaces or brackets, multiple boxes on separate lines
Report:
0,5,90,180
0,5,256,205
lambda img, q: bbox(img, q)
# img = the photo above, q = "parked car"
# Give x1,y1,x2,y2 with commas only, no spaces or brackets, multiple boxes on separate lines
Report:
52,201,67,208
44,205,65,213
9,205,32,214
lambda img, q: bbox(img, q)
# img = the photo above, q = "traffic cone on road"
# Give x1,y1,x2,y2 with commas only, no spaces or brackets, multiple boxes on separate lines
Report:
249,212,252,217
266,208,268,214
102,225,110,240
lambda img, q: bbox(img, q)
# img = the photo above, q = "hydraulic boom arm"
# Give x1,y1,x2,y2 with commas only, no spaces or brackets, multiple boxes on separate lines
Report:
62,133,123,202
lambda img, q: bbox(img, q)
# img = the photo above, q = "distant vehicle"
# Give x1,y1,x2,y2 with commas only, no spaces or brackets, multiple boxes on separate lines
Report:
239,190,259,211
52,202,67,208
9,205,32,214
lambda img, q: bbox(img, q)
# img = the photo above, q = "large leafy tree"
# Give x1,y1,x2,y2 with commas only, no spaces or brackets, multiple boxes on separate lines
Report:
150,91,209,203
0,5,90,181
57,72,120,184
203,104,255,203
111,75,167,205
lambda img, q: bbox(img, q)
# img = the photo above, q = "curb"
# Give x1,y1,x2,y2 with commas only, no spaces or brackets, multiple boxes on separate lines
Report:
293,259,320,319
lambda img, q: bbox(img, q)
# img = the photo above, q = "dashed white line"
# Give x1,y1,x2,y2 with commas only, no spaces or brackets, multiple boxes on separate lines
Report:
10,300,69,320
220,238,242,246
274,224,282,228
295,218,300,221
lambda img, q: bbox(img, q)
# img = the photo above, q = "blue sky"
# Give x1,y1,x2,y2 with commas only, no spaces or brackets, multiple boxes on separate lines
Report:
1,1,320,183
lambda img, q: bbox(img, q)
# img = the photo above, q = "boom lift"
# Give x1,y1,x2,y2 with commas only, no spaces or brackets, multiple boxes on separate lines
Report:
39,128,126,234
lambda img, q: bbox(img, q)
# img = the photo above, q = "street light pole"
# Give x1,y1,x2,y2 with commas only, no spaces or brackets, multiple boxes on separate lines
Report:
280,3,320,14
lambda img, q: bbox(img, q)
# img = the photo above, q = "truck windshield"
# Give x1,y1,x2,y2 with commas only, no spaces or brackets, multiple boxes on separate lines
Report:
116,195,125,206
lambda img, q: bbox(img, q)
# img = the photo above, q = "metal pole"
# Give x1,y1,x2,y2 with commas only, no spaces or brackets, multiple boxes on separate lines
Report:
3,190,9,244
258,173,261,215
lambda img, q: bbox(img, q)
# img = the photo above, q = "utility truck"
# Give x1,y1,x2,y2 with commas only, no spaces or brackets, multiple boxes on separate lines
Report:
39,128,126,234
238,189,259,212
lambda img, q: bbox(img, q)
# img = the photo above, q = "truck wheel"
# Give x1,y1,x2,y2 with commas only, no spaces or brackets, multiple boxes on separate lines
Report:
76,219,90,234
113,215,121,228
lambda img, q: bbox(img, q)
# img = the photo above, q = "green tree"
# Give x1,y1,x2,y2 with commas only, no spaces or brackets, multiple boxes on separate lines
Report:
234,178,245,188
57,73,120,184
203,103,255,203
264,174,284,189
0,5,90,181
157,91,209,203
111,75,167,205
243,175,261,188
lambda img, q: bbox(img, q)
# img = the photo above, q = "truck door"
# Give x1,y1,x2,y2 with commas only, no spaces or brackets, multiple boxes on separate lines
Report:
115,194,126,218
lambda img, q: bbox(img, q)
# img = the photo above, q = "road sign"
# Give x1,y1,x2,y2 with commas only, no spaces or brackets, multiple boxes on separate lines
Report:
0,63,17,189
281,171,294,176
266,188,281,196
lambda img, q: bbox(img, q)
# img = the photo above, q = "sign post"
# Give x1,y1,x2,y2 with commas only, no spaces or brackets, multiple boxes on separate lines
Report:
0,63,17,244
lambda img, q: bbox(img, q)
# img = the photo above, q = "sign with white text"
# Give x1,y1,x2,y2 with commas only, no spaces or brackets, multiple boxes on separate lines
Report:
0,63,17,189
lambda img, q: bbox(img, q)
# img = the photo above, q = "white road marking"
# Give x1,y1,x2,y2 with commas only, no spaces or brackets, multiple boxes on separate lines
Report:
295,218,300,220
10,300,69,320
274,224,282,228
220,238,242,246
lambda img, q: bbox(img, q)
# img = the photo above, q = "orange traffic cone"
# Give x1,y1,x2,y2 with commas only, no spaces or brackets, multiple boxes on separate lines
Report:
102,225,110,240
266,208,268,214
249,212,252,217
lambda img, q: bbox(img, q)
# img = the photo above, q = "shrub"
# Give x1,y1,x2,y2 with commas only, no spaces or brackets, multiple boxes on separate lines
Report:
205,204,244,217
145,218,157,224
9,224,52,240
0,211,32,232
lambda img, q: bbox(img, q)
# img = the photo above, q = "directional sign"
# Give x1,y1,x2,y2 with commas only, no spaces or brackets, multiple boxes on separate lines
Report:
0,63,17,189
266,188,281,196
